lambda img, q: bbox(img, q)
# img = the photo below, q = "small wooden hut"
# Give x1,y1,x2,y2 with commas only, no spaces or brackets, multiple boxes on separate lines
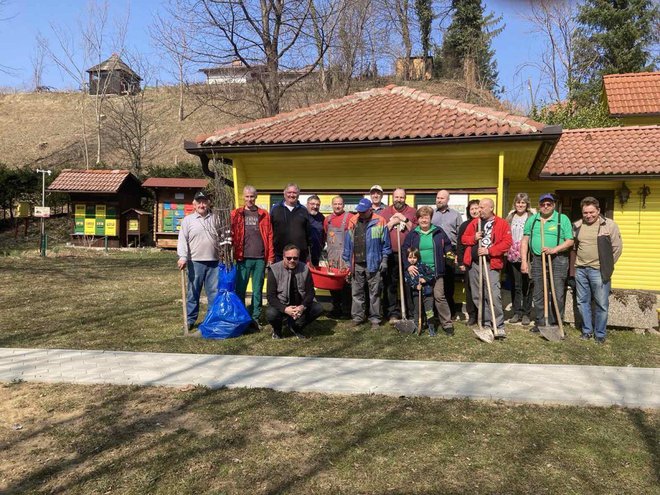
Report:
86,53,141,95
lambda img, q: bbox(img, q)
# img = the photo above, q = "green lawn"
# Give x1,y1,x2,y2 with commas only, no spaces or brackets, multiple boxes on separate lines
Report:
1,381,658,494
0,249,658,367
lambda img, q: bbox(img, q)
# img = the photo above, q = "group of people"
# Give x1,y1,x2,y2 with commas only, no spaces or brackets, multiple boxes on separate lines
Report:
177,184,622,343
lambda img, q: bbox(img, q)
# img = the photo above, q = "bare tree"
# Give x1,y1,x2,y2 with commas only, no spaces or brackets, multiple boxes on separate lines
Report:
172,0,339,117
380,0,415,80
38,0,128,167
331,0,373,94
30,42,46,91
520,0,579,103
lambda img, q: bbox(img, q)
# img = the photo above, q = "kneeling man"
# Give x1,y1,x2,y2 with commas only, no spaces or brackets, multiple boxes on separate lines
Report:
266,244,323,339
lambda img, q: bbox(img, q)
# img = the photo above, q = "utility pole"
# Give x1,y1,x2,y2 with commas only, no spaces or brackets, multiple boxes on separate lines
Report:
36,169,52,256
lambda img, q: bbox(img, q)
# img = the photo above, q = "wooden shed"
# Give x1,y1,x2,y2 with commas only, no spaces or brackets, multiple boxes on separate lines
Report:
47,169,143,248
142,177,209,248
86,53,141,95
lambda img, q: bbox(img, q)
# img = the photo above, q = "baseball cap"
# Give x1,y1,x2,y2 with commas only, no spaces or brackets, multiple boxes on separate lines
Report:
194,191,210,201
538,193,556,203
369,185,384,193
355,198,373,212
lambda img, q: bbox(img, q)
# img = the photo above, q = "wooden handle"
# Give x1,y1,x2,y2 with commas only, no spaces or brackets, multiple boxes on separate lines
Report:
181,269,188,336
540,221,549,325
396,229,406,319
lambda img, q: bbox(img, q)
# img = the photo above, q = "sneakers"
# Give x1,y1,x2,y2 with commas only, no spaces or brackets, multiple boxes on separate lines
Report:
443,326,455,336
271,331,283,340
495,327,506,339
348,320,365,328
529,325,540,333
466,318,477,327
595,336,606,344
509,314,521,324
293,331,309,340
428,324,437,337
388,316,401,324
521,315,531,326
370,321,380,331
580,333,593,341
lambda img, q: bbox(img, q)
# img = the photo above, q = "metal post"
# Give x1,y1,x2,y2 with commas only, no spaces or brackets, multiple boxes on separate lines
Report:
36,169,52,256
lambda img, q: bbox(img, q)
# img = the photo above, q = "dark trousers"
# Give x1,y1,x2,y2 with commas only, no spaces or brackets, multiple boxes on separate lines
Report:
330,283,352,317
462,267,477,322
507,261,532,317
531,254,568,326
383,252,412,319
443,262,457,317
265,302,323,336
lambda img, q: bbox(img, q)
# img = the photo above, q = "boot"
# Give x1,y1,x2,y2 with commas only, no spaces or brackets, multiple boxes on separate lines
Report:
428,322,437,337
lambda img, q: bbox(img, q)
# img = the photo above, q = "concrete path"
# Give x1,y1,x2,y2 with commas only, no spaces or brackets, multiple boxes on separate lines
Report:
0,347,657,408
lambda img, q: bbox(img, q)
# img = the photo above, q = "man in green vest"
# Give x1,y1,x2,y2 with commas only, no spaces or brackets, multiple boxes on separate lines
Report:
521,193,574,333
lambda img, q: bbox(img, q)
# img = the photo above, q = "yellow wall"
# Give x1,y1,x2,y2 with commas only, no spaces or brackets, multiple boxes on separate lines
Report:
619,116,659,126
508,178,660,291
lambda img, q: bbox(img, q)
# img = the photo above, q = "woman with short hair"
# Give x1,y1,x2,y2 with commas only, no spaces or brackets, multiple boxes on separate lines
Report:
505,193,534,325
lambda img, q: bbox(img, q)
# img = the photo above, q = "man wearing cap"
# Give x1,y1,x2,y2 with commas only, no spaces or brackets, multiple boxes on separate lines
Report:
230,185,274,325
521,193,574,332
270,183,312,263
380,188,418,322
570,196,623,344
177,191,219,331
431,189,463,318
266,244,322,339
342,198,391,329
369,185,386,214
306,194,325,267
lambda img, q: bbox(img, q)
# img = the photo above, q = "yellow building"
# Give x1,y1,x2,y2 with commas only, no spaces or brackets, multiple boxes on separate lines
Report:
184,84,659,292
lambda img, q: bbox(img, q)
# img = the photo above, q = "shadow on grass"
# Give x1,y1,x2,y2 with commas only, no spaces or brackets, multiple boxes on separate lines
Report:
628,408,660,484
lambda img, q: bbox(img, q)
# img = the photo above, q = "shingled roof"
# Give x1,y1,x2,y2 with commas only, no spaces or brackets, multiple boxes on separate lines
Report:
540,126,660,177
603,72,660,117
142,178,208,189
48,169,140,193
195,85,549,148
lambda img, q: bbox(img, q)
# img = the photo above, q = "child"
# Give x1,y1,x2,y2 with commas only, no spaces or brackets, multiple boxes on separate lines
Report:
403,247,437,336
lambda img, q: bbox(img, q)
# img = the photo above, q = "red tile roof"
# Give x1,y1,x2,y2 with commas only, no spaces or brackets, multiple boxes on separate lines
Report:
541,126,660,176
603,72,660,116
142,178,208,188
197,85,546,147
48,169,138,193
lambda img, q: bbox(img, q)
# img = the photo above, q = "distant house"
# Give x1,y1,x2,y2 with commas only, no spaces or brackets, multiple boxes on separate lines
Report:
200,60,313,85
86,54,141,95
395,57,433,81
603,72,660,126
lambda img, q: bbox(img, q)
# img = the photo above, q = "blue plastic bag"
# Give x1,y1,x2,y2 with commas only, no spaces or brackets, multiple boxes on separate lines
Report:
199,264,252,339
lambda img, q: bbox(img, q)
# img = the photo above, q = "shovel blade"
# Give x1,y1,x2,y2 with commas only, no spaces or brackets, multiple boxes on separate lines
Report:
539,325,563,342
395,320,417,335
473,326,494,343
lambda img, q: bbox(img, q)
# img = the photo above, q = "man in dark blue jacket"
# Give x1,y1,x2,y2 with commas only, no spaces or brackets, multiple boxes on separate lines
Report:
271,183,312,263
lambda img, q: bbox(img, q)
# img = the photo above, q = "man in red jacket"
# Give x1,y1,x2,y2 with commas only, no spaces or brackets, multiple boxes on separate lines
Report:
461,198,512,338
231,185,275,324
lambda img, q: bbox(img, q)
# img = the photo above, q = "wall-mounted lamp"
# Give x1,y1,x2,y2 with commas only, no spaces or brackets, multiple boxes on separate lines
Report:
638,184,651,209
618,182,631,206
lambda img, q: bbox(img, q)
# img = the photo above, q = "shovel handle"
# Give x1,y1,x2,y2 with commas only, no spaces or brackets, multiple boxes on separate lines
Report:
546,254,565,338
181,268,188,336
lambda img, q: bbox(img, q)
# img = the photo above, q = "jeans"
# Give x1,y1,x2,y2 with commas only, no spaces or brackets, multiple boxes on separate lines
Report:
265,302,323,336
186,260,219,326
469,264,504,329
575,266,611,339
507,261,532,317
530,254,568,326
351,262,382,324
235,258,266,320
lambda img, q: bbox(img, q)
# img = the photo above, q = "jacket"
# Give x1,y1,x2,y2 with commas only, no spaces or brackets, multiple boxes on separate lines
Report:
342,213,392,273
570,216,622,282
230,206,275,263
270,201,311,259
461,216,512,270
401,226,453,277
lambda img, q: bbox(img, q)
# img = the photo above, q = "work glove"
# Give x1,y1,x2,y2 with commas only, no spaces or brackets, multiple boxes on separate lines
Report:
379,259,388,275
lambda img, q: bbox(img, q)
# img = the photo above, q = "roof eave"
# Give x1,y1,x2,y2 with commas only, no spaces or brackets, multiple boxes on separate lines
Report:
609,112,660,118
539,173,660,180
185,127,562,157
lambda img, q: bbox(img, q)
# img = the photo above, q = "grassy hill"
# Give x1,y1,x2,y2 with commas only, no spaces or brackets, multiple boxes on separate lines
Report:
0,78,506,172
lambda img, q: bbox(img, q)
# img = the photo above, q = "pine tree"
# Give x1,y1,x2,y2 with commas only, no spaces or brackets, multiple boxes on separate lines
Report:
573,0,659,103
437,0,503,92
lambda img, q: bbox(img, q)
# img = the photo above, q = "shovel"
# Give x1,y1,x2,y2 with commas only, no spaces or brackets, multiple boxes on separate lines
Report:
544,253,565,341
180,268,189,336
537,221,562,341
472,222,494,343
394,227,416,334
417,285,423,336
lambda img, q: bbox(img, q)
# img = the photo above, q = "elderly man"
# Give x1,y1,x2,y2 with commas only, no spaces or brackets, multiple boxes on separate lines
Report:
323,196,353,318
177,191,218,331
431,189,463,318
343,198,391,329
307,194,325,267
230,185,274,324
461,198,512,338
266,244,322,339
521,193,574,333
369,185,386,214
571,197,622,344
271,183,312,263
381,188,418,322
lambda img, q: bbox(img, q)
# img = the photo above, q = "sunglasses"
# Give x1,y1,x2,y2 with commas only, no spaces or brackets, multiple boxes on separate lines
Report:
285,256,299,261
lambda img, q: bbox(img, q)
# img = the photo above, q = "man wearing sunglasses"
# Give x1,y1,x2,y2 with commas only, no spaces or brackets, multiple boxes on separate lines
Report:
521,193,574,333
265,244,323,339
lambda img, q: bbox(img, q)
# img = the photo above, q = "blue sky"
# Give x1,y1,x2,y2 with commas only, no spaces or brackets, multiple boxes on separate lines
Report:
0,0,548,109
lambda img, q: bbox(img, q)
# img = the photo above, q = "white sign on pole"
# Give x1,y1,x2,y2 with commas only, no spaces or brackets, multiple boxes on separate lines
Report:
34,206,51,218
